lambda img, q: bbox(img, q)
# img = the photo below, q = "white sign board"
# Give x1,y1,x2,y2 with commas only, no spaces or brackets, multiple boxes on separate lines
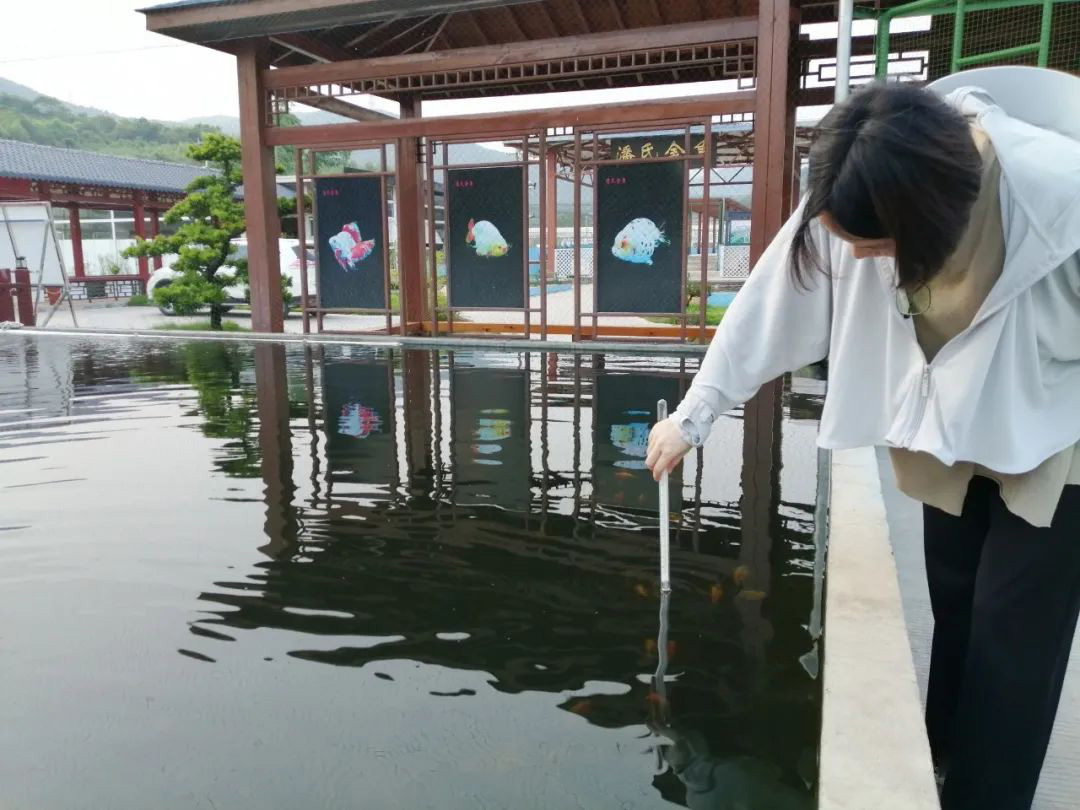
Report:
0,202,68,285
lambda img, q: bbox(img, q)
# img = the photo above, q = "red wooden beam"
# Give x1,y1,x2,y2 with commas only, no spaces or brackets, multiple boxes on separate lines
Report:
265,91,755,147
0,176,35,200
132,190,149,278
69,205,86,278
151,209,162,270
262,17,758,90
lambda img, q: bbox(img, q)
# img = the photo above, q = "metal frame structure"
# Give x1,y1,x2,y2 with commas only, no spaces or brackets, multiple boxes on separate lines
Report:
874,0,1080,78
294,142,401,335
425,135,542,339
143,0,800,341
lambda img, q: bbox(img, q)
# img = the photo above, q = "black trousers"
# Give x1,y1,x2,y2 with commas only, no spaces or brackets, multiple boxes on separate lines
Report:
924,478,1080,810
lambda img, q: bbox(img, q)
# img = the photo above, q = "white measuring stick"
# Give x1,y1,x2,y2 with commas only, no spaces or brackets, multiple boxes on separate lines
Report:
657,399,671,593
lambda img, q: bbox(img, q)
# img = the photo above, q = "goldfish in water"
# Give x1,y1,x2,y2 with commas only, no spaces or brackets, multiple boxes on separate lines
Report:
634,583,651,598
736,589,768,602
733,565,751,586
611,217,668,265
329,222,376,271
466,218,510,257
614,469,637,481
566,699,592,716
710,584,724,604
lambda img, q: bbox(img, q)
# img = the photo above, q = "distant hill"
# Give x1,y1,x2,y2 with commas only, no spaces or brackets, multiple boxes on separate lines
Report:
0,76,110,117
0,77,219,164
182,109,353,135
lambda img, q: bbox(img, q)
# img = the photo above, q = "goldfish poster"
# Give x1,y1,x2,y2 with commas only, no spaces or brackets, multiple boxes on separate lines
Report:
314,176,387,310
321,358,397,490
593,373,681,513
450,365,529,512
446,166,526,308
596,161,685,313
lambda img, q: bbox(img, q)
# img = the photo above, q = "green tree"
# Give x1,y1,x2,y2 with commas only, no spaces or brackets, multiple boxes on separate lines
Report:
125,133,247,330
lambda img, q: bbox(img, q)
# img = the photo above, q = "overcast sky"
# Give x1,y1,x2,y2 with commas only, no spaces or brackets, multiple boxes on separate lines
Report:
2,0,239,120
1,2,920,123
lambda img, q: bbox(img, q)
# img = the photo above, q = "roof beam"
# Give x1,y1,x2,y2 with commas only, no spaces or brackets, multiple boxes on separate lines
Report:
343,16,405,49
297,91,396,121
269,33,355,63
367,14,442,57
263,17,759,90
421,13,453,52
265,90,756,147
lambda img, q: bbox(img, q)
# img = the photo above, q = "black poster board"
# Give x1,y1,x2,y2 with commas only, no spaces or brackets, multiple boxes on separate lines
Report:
595,161,684,313
593,373,681,512
322,359,397,488
314,176,387,310
446,166,526,308
450,365,529,511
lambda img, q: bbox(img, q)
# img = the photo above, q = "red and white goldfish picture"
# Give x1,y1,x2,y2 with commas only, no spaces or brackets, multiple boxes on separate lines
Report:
338,402,381,439
611,217,668,265
329,222,376,271
466,218,510,258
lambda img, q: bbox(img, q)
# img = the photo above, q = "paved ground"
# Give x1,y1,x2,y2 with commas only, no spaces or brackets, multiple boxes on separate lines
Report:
36,284,656,337
36,300,389,334
876,447,1080,810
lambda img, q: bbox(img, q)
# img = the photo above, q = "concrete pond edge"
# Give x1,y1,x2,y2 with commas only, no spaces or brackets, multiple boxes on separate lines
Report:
819,446,939,809
1,325,710,355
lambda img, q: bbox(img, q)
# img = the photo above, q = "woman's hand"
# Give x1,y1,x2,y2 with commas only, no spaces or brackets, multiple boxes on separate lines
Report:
646,419,692,482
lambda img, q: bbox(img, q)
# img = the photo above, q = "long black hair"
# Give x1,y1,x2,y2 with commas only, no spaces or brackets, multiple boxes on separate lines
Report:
791,82,983,290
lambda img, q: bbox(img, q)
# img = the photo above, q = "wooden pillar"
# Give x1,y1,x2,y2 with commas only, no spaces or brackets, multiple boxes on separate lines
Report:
68,205,85,278
132,190,149,278
749,0,795,265
236,40,284,334
151,209,162,270
397,94,424,334
254,342,298,558
738,0,796,674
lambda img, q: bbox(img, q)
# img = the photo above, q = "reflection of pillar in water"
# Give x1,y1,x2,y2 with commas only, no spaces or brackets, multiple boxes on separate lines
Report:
402,348,433,494
737,379,783,674
255,343,299,558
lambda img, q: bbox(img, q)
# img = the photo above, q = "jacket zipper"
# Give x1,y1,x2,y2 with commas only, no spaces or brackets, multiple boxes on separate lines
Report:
906,365,932,445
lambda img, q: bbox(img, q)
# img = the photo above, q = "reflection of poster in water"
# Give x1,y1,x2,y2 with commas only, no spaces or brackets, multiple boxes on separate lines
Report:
446,166,526,308
322,359,397,487
594,373,681,512
596,161,684,313
451,365,529,510
315,176,386,309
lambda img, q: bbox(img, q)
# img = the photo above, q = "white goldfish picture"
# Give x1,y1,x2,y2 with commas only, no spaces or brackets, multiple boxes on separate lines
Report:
472,408,511,465
466,218,510,258
611,217,668,266
610,421,650,469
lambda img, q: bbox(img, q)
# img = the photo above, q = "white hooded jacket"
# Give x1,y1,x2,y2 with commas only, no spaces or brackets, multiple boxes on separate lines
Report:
673,86,1080,474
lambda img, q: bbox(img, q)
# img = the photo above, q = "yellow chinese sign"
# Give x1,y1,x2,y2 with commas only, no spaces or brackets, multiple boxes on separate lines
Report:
610,136,710,162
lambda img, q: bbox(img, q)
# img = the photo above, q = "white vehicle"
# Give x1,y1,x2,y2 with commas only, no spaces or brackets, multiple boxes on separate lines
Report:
146,238,316,316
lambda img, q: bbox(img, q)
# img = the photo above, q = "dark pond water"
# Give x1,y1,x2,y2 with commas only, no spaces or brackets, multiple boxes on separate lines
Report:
0,335,825,810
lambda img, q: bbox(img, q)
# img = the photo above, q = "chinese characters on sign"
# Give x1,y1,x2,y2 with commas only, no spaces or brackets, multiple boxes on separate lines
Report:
610,137,707,161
